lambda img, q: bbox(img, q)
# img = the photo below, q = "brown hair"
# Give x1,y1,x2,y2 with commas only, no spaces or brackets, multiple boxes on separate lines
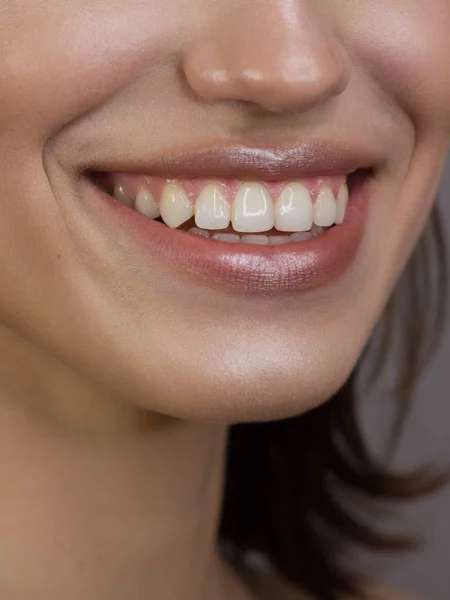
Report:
219,204,448,600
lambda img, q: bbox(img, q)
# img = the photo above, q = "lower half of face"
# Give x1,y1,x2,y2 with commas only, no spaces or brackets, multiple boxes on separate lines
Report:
0,0,449,422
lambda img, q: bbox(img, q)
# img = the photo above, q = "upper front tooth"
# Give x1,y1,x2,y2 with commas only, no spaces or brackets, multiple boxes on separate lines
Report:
195,183,231,230
313,187,337,227
275,183,313,232
160,183,194,229
232,183,274,233
335,184,349,225
135,187,160,219
113,184,135,208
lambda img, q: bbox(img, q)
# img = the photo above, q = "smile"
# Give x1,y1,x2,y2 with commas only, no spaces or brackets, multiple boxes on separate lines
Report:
79,145,374,295
91,172,349,245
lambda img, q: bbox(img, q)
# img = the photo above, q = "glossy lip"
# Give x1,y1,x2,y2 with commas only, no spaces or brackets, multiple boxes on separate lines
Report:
73,142,378,295
83,141,381,180
80,169,370,296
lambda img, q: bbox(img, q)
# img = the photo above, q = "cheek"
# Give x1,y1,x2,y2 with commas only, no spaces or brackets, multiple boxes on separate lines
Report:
344,2,450,132
0,0,180,139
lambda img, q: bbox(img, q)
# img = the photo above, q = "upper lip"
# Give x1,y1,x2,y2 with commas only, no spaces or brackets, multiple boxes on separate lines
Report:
84,140,379,180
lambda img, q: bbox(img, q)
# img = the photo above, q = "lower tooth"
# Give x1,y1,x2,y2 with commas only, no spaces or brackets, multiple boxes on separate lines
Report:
188,227,210,239
241,235,269,245
268,236,291,245
211,233,240,243
290,231,312,242
310,225,324,238
189,227,326,245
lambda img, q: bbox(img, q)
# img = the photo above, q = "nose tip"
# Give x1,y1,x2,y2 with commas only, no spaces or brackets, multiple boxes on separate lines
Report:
182,8,351,114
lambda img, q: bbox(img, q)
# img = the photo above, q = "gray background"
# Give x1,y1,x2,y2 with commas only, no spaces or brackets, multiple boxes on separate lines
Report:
361,156,450,599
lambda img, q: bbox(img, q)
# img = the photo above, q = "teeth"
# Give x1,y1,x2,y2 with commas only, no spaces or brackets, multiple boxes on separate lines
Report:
113,184,134,208
335,184,349,225
111,177,345,237
135,187,160,219
311,224,325,238
232,183,274,233
290,231,312,242
268,236,291,245
211,233,240,243
313,187,337,227
195,183,231,230
208,232,313,245
160,183,194,229
274,183,313,232
188,227,210,238
241,235,269,245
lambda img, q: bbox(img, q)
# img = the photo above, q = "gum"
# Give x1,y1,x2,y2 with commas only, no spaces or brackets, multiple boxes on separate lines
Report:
98,172,347,206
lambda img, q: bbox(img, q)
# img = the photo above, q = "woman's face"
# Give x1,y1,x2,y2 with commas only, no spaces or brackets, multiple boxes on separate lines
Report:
1,0,449,422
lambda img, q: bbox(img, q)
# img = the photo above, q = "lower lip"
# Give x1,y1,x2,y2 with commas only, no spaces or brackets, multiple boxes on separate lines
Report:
81,175,369,295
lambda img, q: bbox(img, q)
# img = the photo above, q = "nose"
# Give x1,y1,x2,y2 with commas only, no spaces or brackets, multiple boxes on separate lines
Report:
182,0,351,114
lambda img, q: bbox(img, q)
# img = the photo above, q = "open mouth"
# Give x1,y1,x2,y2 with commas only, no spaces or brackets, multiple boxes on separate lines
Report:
77,146,372,295
87,170,358,246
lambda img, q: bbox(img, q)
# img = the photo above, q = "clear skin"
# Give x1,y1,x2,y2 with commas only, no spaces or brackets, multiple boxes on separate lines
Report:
0,0,449,599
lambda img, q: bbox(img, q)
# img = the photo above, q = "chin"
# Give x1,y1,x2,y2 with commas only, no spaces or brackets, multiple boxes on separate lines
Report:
74,302,372,424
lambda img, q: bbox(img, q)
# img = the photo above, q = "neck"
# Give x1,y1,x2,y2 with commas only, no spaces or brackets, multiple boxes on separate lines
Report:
0,328,254,600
